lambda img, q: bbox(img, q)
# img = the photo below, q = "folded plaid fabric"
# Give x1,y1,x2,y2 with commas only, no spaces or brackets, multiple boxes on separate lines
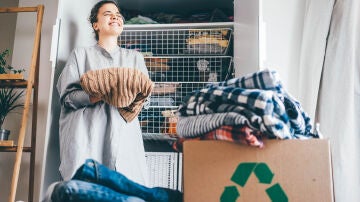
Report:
172,125,264,152
207,68,283,92
80,67,154,122
207,69,313,137
178,86,292,139
178,69,315,139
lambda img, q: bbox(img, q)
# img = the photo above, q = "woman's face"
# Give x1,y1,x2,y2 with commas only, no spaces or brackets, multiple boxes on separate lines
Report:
93,3,124,39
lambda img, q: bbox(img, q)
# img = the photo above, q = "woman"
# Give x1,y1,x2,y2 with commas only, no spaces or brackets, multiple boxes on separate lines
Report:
57,0,149,186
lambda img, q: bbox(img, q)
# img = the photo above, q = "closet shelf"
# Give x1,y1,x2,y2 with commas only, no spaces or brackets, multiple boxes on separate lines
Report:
122,22,234,141
124,22,234,30
0,80,31,88
120,27,233,56
0,146,32,152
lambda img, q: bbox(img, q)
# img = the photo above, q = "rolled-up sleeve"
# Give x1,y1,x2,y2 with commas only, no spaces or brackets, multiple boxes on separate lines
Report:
57,50,92,110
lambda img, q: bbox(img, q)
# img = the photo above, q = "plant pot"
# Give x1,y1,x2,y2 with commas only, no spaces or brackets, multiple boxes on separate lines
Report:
0,129,10,141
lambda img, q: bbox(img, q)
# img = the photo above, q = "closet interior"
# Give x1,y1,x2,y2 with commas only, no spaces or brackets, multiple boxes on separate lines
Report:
117,0,235,191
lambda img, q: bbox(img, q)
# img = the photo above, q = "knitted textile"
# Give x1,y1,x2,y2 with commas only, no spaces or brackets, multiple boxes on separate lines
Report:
80,67,154,122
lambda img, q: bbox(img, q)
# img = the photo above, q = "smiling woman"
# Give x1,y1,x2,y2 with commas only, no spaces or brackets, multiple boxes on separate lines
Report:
55,0,151,192
89,1,124,44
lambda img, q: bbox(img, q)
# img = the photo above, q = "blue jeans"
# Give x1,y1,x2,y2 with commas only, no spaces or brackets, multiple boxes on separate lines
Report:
51,159,182,202
51,180,145,202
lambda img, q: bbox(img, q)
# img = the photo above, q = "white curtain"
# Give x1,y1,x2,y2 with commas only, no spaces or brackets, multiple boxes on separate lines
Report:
299,0,360,201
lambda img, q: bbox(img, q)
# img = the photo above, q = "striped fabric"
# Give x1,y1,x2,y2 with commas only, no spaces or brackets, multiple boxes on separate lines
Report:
177,112,258,138
173,125,264,152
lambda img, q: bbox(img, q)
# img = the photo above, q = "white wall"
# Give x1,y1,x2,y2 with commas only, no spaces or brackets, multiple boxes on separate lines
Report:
0,0,59,201
0,0,19,53
260,0,306,97
234,0,306,97
234,0,259,77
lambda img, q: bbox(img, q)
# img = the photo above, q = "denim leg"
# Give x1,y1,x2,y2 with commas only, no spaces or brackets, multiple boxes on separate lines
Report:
51,180,145,202
72,159,182,202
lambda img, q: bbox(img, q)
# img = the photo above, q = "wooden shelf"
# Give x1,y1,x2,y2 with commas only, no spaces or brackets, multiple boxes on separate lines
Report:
0,146,32,152
0,74,24,80
0,4,44,202
0,80,30,88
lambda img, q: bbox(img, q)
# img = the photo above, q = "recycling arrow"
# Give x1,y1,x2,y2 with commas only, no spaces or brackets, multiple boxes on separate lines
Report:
221,162,288,202
231,162,274,186
220,186,239,202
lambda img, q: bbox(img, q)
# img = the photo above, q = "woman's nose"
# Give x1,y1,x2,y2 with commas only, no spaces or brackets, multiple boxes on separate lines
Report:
111,14,117,19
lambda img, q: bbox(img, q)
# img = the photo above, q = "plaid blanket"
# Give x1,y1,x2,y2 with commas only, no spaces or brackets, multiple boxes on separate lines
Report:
207,69,283,92
178,86,292,139
178,69,315,139
209,69,313,137
172,125,264,152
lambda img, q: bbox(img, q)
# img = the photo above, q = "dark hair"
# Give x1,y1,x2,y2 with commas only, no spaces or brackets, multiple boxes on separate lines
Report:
89,0,120,41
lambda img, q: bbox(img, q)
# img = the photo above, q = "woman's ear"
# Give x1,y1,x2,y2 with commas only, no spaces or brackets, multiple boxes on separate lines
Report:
93,22,98,31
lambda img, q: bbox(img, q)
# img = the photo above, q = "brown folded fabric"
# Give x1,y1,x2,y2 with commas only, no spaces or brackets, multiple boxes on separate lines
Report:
80,67,154,122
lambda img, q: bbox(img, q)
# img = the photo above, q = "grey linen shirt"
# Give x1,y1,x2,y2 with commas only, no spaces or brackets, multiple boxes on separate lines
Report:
56,44,149,185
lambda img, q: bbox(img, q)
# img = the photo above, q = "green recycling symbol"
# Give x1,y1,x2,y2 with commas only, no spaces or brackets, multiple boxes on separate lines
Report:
220,162,288,202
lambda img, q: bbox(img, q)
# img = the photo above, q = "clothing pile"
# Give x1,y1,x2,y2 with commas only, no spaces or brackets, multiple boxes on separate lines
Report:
46,159,182,202
174,69,319,150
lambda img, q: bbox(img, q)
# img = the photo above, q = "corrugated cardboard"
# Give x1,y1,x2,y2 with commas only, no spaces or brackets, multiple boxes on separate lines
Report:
183,139,333,202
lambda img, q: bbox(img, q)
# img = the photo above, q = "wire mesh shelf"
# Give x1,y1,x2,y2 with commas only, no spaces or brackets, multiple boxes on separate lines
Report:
119,27,233,55
125,26,235,140
139,55,233,138
145,152,182,191
140,82,213,137
146,56,233,82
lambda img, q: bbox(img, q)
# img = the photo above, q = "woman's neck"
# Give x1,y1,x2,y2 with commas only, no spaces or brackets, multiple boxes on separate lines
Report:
97,36,118,52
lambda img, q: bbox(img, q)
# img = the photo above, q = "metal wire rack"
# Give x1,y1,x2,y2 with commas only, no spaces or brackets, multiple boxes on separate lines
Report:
145,152,182,191
145,56,233,82
140,83,207,139
119,27,233,55
121,25,234,140
140,56,233,138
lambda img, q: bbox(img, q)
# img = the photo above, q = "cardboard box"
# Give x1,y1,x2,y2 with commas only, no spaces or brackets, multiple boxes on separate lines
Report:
183,139,333,202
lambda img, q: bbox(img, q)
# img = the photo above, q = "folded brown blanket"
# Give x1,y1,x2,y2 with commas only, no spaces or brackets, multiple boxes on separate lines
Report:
80,67,154,122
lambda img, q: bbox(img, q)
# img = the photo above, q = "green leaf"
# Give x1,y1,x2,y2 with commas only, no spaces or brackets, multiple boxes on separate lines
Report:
0,49,25,74
0,88,24,128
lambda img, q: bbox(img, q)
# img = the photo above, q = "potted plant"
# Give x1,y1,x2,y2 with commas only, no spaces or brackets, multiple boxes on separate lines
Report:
0,49,25,80
0,88,24,141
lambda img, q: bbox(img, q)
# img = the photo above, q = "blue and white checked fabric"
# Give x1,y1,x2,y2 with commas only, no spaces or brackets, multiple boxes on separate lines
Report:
178,69,315,139
178,86,293,139
207,68,284,92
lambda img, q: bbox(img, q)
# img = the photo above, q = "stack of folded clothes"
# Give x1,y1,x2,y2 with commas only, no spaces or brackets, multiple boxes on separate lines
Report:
173,69,319,151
